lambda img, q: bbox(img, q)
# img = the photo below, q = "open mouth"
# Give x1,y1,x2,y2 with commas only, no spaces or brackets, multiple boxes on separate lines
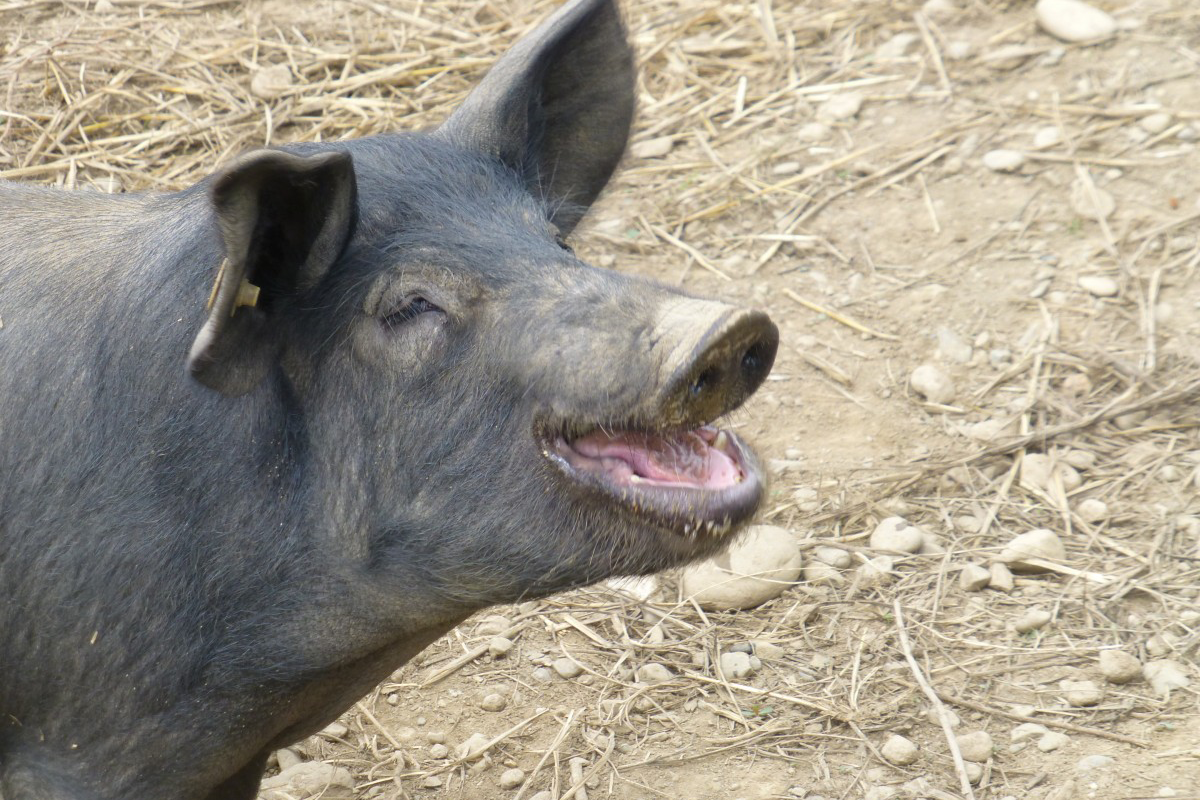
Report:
540,422,764,538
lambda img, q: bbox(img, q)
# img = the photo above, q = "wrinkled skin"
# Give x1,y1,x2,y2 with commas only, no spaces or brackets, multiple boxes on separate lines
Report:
0,1,777,798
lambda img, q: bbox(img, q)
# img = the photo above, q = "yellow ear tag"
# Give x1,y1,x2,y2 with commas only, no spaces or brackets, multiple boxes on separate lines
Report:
204,259,260,316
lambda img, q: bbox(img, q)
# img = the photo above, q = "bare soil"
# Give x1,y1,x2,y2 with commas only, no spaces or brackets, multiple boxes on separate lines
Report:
3,0,1199,798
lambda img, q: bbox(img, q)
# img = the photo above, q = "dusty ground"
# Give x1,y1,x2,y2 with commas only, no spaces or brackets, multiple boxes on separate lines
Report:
3,0,1199,798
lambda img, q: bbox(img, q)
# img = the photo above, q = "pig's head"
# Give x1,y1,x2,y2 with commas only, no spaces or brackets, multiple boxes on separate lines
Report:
186,0,778,609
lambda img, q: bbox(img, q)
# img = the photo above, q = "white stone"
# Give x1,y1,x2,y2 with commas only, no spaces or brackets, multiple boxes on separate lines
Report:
1099,650,1141,684
1014,608,1052,633
1011,722,1049,743
1034,126,1063,149
1036,0,1116,43
680,524,802,610
877,32,920,60
553,657,583,679
499,768,526,790
937,327,973,364
956,731,993,763
636,663,673,684
910,364,955,404
946,40,973,60
881,734,919,765
1076,498,1108,523
960,564,991,591
1070,181,1116,220
1060,679,1104,707
1020,453,1082,492
457,732,491,760
1038,731,1070,752
803,560,844,586
1078,275,1119,297
429,743,449,759
1064,450,1096,470
999,528,1066,571
798,122,831,142
989,562,1015,592
720,651,756,679
923,0,958,15
250,64,294,100
857,556,894,588
260,763,355,800
983,149,1025,172
489,636,514,658
1077,754,1116,771
818,93,862,121
870,517,925,553
813,546,852,568
481,692,507,712
1141,112,1172,135
631,136,675,159
1144,660,1190,695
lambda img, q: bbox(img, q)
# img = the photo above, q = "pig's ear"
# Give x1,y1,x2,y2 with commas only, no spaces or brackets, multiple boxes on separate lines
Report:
437,0,634,235
188,149,357,396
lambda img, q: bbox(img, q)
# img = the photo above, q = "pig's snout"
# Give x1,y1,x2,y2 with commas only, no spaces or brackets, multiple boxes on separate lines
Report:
656,300,779,426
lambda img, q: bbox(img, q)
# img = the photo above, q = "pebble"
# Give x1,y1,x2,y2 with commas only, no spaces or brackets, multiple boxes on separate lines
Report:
476,614,513,636
989,563,1015,592
1078,275,1119,297
956,731,994,763
422,775,444,788
1064,450,1096,470
965,763,984,784
1070,181,1115,220
1014,608,1052,633
530,793,553,800
481,693,507,712
881,734,920,765
814,546,852,568
876,32,920,60
489,636,515,658
983,44,1040,71
982,149,1025,172
1033,126,1063,149
636,663,673,684
751,640,785,660
1038,731,1071,752
857,555,894,588
1099,650,1142,684
1061,373,1092,398
960,563,992,592
425,731,446,744
680,524,802,610
1035,0,1116,42
429,743,449,759
1075,498,1108,523
553,657,584,679
1076,754,1115,771
870,517,926,553
1146,634,1174,658
803,560,844,586
818,93,862,121
250,64,294,100
1144,660,1190,695
276,748,303,771
1141,112,1172,135
630,136,675,159
531,666,553,682
910,364,955,404
1020,453,1082,492
1061,679,1104,707
499,768,526,790
1011,722,1050,743
457,733,491,760
321,722,349,739
259,763,354,800
945,40,973,60
797,122,832,142
720,651,756,679
937,327,974,364
999,528,1066,570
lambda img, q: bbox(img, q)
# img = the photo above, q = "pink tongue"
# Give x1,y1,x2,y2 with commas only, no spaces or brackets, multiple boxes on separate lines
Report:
571,430,742,489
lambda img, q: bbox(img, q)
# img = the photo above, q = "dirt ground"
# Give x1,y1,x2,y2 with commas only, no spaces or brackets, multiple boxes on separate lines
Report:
3,0,1200,798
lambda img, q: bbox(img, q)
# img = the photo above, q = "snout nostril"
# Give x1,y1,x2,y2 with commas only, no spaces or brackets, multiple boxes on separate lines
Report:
691,367,719,398
741,342,769,375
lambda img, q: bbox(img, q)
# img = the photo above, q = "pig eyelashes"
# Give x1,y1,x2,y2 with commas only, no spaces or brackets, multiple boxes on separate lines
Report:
381,295,443,330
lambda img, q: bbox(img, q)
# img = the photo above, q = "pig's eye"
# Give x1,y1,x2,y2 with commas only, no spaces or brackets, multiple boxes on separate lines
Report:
382,295,442,329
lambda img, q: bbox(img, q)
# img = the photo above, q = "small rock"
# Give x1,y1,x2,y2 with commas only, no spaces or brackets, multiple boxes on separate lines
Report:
1064,450,1096,470
1078,275,1119,297
1099,650,1141,684
910,364,955,404
530,793,553,800
93,0,115,10
1070,181,1116,220
1146,634,1174,658
429,743,450,759
881,734,919,765
489,636,515,658
720,651,756,679
818,93,862,121
1036,0,1116,42
499,768,526,790
983,149,1025,172
457,733,491,760
276,748,303,771
1015,608,1052,633
1144,660,1190,695
681,524,802,610
1061,373,1092,398
422,775,444,789
1020,453,1082,492
989,348,1012,366
1159,465,1184,482
636,663,673,684
813,546,852,568
999,528,1066,571
965,418,1017,441
476,614,512,636
856,556,894,588
965,763,984,784
937,327,973,364
960,563,992,592
1075,498,1108,523
1011,722,1049,743
425,731,446,744
919,532,947,554
988,562,1015,592
250,64,294,100
956,731,993,763
1141,112,1172,135
1038,731,1070,752
797,122,831,142
1076,754,1115,771
553,657,584,679
631,136,675,159
321,722,349,739
260,763,355,800
945,40,973,60
481,693,507,712
983,44,1040,71
751,640,785,660
923,0,958,15
531,666,553,682
1034,126,1063,149
876,32,920,60
803,560,844,586
870,517,926,553
1061,679,1104,707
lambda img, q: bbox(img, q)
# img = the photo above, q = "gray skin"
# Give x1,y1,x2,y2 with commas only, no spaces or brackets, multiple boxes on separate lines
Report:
0,1,777,798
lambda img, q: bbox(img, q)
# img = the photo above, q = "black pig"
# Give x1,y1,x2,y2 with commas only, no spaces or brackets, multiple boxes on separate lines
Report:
0,0,778,797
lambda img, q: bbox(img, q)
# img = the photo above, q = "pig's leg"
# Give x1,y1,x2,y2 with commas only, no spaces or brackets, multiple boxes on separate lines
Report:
202,752,269,800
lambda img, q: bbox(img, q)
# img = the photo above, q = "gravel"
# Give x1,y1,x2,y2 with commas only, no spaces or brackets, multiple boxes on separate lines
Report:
636,663,673,684
553,657,584,679
1060,679,1104,707
1014,608,1051,633
818,93,863,121
999,528,1066,570
1099,650,1142,684
982,149,1025,172
680,524,802,610
988,563,1015,592
956,731,994,762
910,364,955,404
499,768,526,790
1035,0,1116,42
960,563,991,591
870,517,926,553
481,692,507,712
1078,275,1119,297
880,734,919,765
719,651,756,679
489,636,515,658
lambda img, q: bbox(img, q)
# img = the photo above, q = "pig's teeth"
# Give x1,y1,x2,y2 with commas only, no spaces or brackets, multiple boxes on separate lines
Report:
713,431,729,450
629,474,645,484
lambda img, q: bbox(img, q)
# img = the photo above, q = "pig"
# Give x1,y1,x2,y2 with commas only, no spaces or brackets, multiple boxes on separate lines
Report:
0,0,778,797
